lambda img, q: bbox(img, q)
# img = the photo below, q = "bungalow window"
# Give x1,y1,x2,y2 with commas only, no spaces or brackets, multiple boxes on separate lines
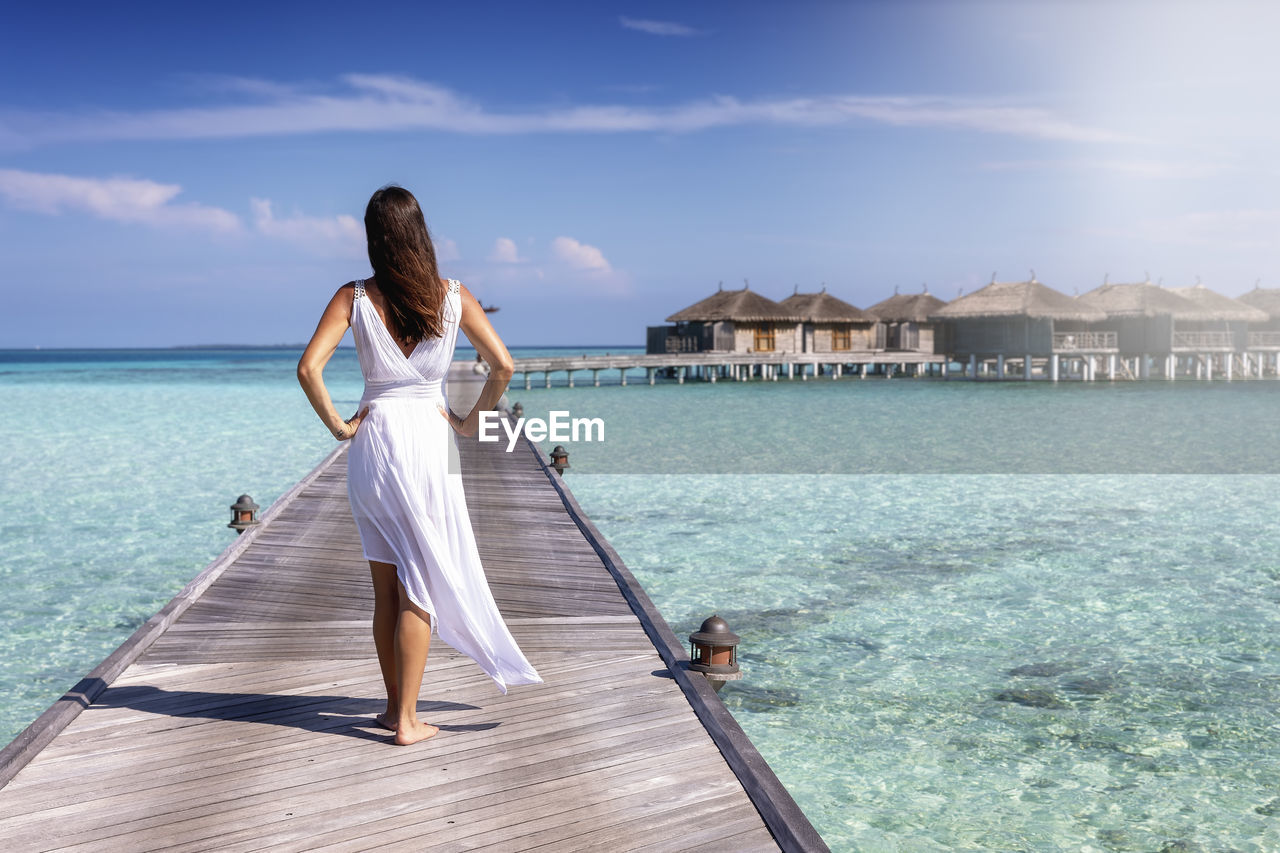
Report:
832,327,851,351
753,323,775,352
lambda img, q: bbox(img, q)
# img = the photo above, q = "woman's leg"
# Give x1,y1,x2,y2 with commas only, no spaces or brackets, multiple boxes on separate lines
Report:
394,576,439,745
369,561,400,729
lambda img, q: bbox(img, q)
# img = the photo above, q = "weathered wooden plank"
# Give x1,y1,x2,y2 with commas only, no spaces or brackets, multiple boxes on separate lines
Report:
197,744,726,853
22,716,717,850
498,788,755,853
2,656,684,817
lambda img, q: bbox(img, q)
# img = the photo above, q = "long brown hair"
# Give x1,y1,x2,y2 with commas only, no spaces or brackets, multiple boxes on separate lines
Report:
364,185,446,343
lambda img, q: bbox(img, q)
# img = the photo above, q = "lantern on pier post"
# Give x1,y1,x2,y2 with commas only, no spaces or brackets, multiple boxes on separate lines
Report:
549,445,570,475
689,615,742,692
228,494,260,534
511,402,524,420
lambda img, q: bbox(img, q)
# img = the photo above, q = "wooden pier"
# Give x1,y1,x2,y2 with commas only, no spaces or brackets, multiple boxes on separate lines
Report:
0,364,825,852
511,350,1280,388
512,351,947,388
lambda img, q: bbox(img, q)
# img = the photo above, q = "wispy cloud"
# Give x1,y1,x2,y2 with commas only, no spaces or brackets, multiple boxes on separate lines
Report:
0,75,1132,147
490,236,522,263
981,158,1227,179
619,16,701,37
0,168,240,232
250,198,362,254
436,236,460,262
551,236,611,272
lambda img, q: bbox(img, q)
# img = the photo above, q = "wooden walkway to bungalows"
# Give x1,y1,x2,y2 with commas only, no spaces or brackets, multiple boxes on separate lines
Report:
511,351,946,387
0,365,825,852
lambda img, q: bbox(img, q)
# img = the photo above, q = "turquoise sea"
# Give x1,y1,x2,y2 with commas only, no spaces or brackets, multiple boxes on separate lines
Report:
3,347,1279,852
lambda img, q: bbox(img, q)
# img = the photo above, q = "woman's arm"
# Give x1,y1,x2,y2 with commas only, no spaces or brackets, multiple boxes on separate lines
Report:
297,283,368,441
441,283,514,437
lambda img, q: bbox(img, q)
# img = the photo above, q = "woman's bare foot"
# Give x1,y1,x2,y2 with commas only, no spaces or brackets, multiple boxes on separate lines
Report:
375,712,397,732
394,720,440,745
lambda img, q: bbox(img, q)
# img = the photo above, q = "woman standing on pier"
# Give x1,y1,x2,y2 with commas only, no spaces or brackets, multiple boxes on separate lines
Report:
297,185,542,745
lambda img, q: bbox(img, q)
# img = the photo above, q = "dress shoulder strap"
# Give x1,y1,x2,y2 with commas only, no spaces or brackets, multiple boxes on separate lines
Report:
353,279,366,300
449,279,460,296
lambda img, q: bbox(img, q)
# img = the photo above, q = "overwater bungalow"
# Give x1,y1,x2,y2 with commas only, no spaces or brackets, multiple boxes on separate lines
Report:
865,288,948,353
1076,280,1242,378
1167,281,1264,356
646,284,802,354
1234,286,1280,373
778,286,878,353
929,277,1107,380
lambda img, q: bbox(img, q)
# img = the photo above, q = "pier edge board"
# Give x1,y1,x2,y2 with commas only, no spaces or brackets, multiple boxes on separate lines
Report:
506,407,829,853
0,442,351,790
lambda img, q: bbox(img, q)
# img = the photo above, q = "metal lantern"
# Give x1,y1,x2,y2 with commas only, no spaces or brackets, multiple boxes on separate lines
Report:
689,614,742,692
549,445,570,475
511,402,524,419
227,494,260,534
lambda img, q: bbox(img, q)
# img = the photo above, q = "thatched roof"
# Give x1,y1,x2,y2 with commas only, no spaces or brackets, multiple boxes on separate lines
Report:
779,289,875,323
1076,282,1212,320
931,279,1104,321
865,291,947,323
1171,284,1270,322
1237,287,1280,320
666,286,801,323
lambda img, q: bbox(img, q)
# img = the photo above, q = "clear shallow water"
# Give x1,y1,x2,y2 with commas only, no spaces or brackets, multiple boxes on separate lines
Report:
3,350,1279,852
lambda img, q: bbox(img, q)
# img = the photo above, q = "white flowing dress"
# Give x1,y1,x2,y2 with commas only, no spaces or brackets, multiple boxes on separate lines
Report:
346,278,542,694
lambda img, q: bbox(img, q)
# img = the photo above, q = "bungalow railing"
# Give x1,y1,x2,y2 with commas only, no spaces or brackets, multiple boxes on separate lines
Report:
1052,331,1117,351
1248,331,1280,348
664,335,702,353
1173,331,1233,349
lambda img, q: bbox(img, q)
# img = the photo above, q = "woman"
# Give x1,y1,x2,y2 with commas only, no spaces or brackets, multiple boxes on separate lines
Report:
297,185,542,746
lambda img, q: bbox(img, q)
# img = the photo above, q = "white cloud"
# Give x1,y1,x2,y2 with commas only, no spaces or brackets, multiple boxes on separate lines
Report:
0,76,1131,146
0,168,240,232
619,16,701,37
490,236,522,263
551,236,612,272
436,236,460,262
250,198,363,254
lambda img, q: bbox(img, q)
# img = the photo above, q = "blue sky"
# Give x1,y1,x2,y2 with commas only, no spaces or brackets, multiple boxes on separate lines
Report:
2,0,1278,347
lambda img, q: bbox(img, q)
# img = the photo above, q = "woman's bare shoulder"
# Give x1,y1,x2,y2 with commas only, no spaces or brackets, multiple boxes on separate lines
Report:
332,280,359,307
327,280,356,305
